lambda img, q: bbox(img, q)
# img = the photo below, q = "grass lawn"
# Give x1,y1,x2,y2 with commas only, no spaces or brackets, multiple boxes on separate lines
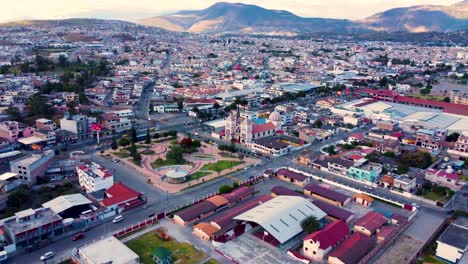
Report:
201,160,243,173
423,191,449,202
187,171,212,181
126,231,208,264
151,158,186,169
114,149,130,158
204,259,221,264
407,93,446,101
422,255,445,264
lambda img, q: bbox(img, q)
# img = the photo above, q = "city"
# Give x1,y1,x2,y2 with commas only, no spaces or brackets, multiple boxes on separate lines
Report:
0,1,467,264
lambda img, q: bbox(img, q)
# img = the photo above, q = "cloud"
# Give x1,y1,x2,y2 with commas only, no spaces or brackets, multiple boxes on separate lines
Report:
0,0,461,22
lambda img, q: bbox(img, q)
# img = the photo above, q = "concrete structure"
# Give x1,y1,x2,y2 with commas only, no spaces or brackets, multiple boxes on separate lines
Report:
60,114,96,139
76,162,114,193
394,175,416,192
35,118,56,131
73,236,139,264
448,133,468,159
302,221,349,261
0,172,22,193
100,113,131,133
425,169,461,191
0,121,34,143
9,150,54,184
353,211,387,237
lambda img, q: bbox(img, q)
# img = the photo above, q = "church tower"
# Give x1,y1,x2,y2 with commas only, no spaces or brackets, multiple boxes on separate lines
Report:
240,118,252,143
225,111,237,141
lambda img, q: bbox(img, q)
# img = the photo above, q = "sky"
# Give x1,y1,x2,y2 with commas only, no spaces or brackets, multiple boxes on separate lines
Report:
0,0,462,23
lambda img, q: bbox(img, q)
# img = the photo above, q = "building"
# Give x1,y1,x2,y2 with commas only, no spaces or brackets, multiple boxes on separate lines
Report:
60,114,96,139
394,175,416,192
415,129,446,150
173,195,228,226
224,110,281,143
0,172,22,193
275,168,310,186
304,184,351,207
448,133,468,158
302,221,349,261
0,121,34,143
2,207,63,248
436,217,468,263
328,233,375,264
349,162,382,182
425,169,461,191
354,193,374,207
100,113,132,134
100,182,145,213
152,247,172,264
72,236,139,264
353,211,387,236
42,194,93,219
327,158,354,176
35,118,56,131
234,195,326,244
76,162,114,193
312,200,354,223
9,150,55,184
375,120,398,131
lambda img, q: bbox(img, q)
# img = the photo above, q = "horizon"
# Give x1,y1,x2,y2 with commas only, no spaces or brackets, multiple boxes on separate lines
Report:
0,0,462,23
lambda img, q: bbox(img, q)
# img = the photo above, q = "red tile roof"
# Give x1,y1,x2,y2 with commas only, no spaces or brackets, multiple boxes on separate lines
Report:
276,169,308,182
305,184,350,203
222,186,254,203
328,233,375,264
101,182,142,207
304,220,349,250
354,211,387,233
252,122,276,134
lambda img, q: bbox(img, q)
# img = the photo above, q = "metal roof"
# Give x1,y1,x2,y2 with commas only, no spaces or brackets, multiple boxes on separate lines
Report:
42,193,92,214
234,195,326,244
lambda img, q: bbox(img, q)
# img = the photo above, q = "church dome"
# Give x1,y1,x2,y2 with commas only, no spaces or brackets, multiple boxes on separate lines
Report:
269,111,282,122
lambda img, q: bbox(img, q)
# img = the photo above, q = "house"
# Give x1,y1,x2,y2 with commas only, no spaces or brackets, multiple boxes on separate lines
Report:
349,162,382,182
327,158,354,176
377,226,395,242
394,175,416,192
302,221,349,261
73,236,139,264
425,169,461,191
312,200,354,223
354,193,374,207
152,247,172,264
353,211,387,236
415,128,446,150
328,233,375,264
100,182,144,213
276,168,310,186
304,184,351,207
100,113,131,133
173,195,229,226
9,150,55,185
35,118,56,131
76,162,114,193
0,121,35,143
348,133,364,144
378,175,395,189
436,217,468,263
448,133,468,158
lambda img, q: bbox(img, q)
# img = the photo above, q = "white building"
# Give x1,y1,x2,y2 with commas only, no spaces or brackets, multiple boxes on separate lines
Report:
9,150,54,185
76,162,114,193
436,218,468,263
60,114,96,139
73,236,139,264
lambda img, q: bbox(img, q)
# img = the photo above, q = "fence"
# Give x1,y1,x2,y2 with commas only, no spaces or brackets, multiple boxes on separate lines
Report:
113,214,163,238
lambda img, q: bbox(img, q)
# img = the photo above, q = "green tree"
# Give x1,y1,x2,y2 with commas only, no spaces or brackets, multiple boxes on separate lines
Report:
28,93,52,117
118,137,130,147
443,97,450,103
301,215,320,233
219,184,232,194
145,129,151,144
129,126,137,142
420,88,431,95
397,164,409,175
232,181,239,189
446,133,460,142
166,145,185,163
6,106,21,121
67,101,77,115
379,77,388,87
313,120,323,128
111,137,118,150
58,55,69,68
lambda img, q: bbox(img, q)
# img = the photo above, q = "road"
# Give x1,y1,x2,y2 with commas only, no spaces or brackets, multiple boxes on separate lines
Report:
134,82,154,120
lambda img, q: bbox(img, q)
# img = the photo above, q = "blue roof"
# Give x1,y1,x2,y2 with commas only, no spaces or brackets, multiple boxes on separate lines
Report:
252,118,267,124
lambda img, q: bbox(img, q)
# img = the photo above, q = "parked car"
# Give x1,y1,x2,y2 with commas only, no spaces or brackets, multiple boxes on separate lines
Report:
40,251,54,261
25,243,41,253
112,158,120,163
72,233,85,241
113,215,124,223
81,225,91,232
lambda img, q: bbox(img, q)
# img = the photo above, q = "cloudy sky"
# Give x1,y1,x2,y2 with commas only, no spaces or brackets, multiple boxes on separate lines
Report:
1,0,462,22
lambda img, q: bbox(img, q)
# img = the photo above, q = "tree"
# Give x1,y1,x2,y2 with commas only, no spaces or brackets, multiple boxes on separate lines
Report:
166,145,185,163
323,145,337,155
232,182,239,189
177,101,184,111
383,151,396,158
219,184,232,194
300,215,320,234
192,106,200,113
213,102,221,111
420,88,430,95
379,77,388,87
129,126,137,142
111,137,118,150
129,141,138,157
67,101,77,115
443,97,450,103
145,129,151,144
118,137,130,147
28,93,52,117
58,55,69,67
313,120,323,128
192,140,201,148
179,137,193,149
6,106,21,121
396,164,409,175
446,133,460,142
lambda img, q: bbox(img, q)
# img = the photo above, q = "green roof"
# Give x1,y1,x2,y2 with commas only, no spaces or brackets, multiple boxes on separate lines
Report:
152,247,171,259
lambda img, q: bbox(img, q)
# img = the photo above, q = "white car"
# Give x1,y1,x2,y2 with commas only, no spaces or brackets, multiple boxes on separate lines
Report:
40,251,54,261
113,215,124,223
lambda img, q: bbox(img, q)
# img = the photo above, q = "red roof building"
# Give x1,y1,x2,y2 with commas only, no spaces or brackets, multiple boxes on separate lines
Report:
100,182,144,211
354,211,387,236
328,233,375,264
303,221,349,261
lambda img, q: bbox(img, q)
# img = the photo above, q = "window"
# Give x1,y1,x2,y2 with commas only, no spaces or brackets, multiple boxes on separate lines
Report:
305,247,308,251
313,251,316,255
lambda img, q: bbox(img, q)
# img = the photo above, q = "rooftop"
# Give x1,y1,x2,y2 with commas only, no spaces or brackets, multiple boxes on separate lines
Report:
42,193,92,214
304,184,350,203
6,207,62,235
437,218,468,250
101,182,141,207
79,236,139,264
355,211,387,233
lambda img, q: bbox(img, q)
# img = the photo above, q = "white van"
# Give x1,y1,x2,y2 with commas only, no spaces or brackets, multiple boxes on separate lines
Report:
112,215,124,224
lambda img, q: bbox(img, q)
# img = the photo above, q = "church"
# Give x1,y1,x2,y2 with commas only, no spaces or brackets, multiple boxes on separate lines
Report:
224,110,283,144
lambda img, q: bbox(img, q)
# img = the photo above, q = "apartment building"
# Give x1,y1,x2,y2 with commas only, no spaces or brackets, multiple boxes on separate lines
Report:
9,150,55,185
100,113,131,134
77,162,114,193
0,121,35,143
448,133,468,158
415,128,446,150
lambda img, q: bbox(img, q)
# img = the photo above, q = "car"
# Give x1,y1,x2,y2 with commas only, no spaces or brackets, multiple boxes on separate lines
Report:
148,213,155,218
25,243,41,253
72,233,85,241
112,158,120,163
113,215,124,223
81,225,91,232
40,251,54,261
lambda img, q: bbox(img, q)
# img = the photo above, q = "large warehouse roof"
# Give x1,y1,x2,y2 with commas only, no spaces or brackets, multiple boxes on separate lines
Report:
43,193,92,214
234,195,326,244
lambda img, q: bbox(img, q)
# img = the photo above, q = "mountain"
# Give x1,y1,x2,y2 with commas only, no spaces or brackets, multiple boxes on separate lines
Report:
137,2,367,35
0,18,134,27
360,0,468,32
